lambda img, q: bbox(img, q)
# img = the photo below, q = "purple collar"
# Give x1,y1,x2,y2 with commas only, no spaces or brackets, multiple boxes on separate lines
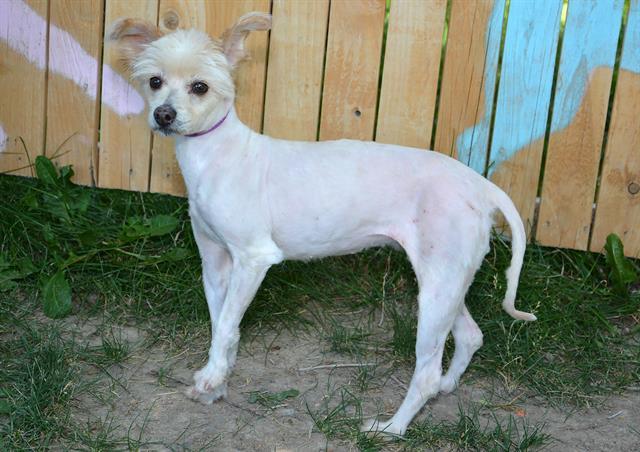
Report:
185,110,230,137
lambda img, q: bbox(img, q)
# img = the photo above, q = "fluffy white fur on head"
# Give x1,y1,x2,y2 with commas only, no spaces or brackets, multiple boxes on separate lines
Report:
109,13,271,136
132,29,235,135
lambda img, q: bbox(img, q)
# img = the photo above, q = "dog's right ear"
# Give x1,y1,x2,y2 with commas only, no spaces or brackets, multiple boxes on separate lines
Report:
108,18,163,67
221,12,272,68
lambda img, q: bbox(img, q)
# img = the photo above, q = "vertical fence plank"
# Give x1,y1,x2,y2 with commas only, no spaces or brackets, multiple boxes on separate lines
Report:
375,0,446,149
488,0,562,235
0,0,48,177
434,0,505,160
98,0,157,192
208,0,270,134
263,0,329,140
590,1,640,257
318,0,386,141
46,0,104,186
152,0,269,196
152,0,204,196
537,0,624,250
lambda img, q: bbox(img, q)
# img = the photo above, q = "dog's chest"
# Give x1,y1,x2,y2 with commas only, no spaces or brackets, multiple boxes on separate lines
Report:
186,159,270,249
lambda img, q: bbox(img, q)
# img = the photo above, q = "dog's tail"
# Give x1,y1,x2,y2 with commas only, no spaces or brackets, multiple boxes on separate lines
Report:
492,188,537,322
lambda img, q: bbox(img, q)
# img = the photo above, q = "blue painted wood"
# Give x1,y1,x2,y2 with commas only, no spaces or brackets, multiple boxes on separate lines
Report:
549,0,625,133
454,0,506,172
486,0,562,176
590,0,640,256
537,0,625,249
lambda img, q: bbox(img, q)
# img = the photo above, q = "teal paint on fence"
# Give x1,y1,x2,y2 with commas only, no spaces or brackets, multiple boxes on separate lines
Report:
549,0,624,134
621,0,640,73
486,0,562,176
456,0,637,177
454,0,506,173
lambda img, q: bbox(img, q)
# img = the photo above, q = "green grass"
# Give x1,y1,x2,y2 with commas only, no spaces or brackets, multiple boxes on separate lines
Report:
307,385,388,451
83,329,131,367
246,388,300,410
1,170,639,449
0,318,80,449
404,403,551,451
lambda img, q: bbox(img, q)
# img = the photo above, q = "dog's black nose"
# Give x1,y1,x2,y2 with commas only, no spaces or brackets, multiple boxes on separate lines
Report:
154,105,177,127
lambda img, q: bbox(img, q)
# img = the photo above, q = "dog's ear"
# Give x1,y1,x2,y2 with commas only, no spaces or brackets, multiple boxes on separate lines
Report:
221,12,271,67
108,18,163,67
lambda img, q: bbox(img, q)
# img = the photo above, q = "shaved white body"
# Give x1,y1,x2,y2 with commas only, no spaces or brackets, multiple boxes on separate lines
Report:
111,12,536,436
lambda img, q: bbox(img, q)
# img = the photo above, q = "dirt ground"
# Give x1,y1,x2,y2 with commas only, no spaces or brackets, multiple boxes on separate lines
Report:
66,319,640,452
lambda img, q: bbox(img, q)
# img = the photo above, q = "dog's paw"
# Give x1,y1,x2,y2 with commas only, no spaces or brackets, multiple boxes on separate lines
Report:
193,365,227,393
185,382,227,405
439,375,457,394
361,418,405,437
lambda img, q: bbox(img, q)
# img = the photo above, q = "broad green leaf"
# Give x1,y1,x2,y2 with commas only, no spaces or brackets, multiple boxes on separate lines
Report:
0,398,10,415
22,190,39,208
16,257,37,275
159,247,192,262
0,278,18,292
59,165,75,186
0,256,36,291
147,215,179,237
43,224,56,244
78,229,101,247
122,215,179,240
273,389,299,401
604,233,638,295
42,271,72,318
35,156,60,186
42,194,70,222
248,388,299,408
68,190,91,214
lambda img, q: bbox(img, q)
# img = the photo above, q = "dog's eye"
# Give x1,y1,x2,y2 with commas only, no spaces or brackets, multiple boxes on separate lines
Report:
191,82,209,95
149,77,162,90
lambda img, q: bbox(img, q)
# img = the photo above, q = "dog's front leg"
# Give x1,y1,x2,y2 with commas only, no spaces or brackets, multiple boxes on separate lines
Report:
187,258,270,404
193,224,232,337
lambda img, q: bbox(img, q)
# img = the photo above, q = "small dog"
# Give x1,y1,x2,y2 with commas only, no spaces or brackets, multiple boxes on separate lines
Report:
110,12,535,435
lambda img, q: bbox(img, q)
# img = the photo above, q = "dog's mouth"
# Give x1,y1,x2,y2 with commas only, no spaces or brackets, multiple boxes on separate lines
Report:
153,125,179,136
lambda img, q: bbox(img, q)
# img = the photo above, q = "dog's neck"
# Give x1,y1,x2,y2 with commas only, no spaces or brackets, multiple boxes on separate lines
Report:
175,105,250,147
184,110,231,138
174,105,258,197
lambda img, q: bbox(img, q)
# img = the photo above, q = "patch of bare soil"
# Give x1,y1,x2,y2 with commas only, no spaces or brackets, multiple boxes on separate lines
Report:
71,321,639,451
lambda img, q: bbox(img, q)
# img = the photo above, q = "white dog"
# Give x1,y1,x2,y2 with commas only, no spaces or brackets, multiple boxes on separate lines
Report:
110,12,535,436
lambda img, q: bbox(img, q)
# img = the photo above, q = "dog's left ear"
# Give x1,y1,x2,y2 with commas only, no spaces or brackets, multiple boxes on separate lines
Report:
108,18,163,68
221,12,271,67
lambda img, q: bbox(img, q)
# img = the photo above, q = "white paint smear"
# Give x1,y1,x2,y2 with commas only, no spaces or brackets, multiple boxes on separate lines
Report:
0,0,144,116
0,123,7,152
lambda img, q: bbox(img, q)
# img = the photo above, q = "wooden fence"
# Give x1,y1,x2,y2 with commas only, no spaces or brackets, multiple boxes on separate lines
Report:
1,0,639,257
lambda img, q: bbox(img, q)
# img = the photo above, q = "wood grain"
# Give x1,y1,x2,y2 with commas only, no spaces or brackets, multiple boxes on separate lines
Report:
0,0,48,177
434,0,503,159
46,0,105,186
488,0,562,236
590,2,640,257
263,0,329,140
537,0,624,249
98,0,157,191
318,0,386,141
375,0,446,149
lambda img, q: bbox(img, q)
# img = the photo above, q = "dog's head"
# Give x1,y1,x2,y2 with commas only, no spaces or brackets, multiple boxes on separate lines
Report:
109,13,271,136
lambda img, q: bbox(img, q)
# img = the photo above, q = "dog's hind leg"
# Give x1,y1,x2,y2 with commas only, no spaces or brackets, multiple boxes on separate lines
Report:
363,259,470,436
363,214,488,436
440,305,483,393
